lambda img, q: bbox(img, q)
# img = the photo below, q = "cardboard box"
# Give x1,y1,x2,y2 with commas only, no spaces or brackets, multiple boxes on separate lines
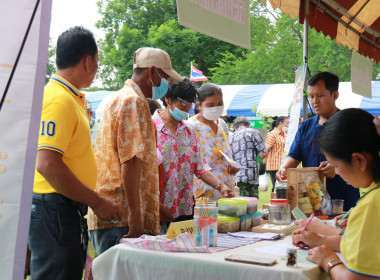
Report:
287,167,326,216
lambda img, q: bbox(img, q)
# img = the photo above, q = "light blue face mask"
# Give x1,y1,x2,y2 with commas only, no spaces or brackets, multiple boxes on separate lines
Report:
151,69,169,100
169,105,189,121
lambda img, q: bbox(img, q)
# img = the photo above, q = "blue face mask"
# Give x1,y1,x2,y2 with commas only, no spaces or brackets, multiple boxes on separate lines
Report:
169,105,189,121
151,69,168,100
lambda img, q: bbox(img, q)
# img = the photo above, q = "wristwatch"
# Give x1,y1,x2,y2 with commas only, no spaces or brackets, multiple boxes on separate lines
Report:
327,259,343,277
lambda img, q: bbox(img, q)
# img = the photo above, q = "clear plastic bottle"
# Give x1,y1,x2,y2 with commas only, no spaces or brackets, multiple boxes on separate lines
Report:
268,199,291,225
194,201,218,247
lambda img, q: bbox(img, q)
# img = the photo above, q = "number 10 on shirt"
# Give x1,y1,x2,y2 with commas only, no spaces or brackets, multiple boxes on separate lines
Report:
40,120,56,136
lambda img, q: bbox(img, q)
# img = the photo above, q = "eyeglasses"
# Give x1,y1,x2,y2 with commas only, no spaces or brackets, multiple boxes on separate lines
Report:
176,97,193,108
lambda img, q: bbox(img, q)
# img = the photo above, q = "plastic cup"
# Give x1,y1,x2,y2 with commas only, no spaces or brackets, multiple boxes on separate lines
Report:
332,199,344,215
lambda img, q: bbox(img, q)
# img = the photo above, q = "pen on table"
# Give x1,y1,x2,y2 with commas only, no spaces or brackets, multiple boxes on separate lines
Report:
300,213,315,234
335,207,353,228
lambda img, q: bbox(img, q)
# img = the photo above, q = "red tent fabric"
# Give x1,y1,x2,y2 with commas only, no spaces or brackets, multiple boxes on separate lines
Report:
265,0,380,63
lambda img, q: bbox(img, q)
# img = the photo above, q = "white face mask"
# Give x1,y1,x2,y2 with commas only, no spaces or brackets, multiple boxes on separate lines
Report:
202,106,224,121
282,126,288,133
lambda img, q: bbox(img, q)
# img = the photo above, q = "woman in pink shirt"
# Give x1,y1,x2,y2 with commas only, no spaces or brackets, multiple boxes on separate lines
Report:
153,79,233,226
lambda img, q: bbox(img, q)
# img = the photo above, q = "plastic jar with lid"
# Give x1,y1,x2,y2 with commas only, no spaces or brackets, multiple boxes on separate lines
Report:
231,196,258,214
217,214,240,233
194,201,218,247
251,211,262,227
268,199,291,225
218,198,247,216
239,214,253,231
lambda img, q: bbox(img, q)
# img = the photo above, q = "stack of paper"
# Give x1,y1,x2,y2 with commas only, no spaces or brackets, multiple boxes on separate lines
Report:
227,231,281,240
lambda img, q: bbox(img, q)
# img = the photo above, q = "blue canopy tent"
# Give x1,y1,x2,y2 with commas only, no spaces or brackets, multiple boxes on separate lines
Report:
359,81,380,116
85,81,380,118
219,81,380,116
83,90,113,119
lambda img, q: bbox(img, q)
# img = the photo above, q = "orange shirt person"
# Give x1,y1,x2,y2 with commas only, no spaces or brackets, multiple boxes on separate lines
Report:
87,47,183,255
265,116,289,190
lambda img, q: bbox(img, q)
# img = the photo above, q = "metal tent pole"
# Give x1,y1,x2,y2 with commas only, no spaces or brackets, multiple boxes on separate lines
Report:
302,0,309,121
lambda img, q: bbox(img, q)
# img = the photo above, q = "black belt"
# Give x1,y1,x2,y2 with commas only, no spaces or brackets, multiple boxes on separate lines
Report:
32,192,85,213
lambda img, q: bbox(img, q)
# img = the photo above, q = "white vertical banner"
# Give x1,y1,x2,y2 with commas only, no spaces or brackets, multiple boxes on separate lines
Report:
283,63,307,160
0,0,52,279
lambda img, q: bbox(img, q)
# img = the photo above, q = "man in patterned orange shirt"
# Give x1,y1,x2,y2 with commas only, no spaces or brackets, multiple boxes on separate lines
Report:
88,47,183,255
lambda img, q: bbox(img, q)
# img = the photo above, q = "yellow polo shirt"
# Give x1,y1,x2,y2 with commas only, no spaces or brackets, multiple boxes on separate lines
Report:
340,181,380,278
33,75,97,194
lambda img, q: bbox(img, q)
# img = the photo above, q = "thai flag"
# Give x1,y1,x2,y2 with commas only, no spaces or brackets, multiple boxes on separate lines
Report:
190,62,208,82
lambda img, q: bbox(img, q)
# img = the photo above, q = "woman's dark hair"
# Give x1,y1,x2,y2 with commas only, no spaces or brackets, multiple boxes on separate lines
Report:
56,26,98,69
161,78,197,107
197,83,223,104
147,98,162,115
320,108,380,183
194,104,200,114
271,116,289,130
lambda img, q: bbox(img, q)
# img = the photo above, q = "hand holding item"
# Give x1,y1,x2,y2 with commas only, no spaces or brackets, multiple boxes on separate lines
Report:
159,204,175,223
123,212,144,238
294,218,322,231
292,228,306,248
333,214,345,224
306,245,339,271
337,219,347,229
92,196,122,222
220,183,235,198
334,213,348,229
294,219,308,229
334,207,352,229
293,229,325,249
227,163,240,175
319,161,336,178
276,167,287,181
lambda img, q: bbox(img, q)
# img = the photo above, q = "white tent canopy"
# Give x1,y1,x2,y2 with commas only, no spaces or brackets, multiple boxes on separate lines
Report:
86,81,380,119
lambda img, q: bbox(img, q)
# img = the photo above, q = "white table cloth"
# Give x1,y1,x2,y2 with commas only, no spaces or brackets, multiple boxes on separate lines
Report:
92,235,328,280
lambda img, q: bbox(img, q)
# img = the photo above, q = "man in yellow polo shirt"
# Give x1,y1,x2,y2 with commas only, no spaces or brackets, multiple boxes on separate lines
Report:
28,26,121,280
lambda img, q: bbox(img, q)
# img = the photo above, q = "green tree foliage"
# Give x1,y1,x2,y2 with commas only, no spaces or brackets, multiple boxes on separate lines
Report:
96,0,245,89
45,38,56,84
210,2,380,84
96,1,379,88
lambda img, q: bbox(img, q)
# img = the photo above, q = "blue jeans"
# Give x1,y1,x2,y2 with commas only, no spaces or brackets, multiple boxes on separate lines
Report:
28,197,83,280
266,171,278,192
89,226,129,255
